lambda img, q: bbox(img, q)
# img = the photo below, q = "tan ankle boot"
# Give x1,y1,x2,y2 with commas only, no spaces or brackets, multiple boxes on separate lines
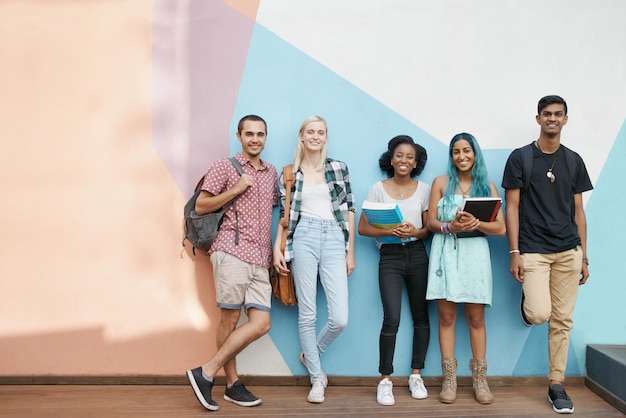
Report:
470,358,494,404
439,357,457,403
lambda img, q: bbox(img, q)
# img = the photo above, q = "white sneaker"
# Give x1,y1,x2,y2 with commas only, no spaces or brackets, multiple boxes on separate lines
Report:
307,378,326,403
377,378,395,406
300,352,328,387
408,374,428,399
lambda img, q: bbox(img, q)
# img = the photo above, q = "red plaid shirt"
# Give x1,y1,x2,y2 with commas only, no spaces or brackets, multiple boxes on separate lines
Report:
201,154,278,268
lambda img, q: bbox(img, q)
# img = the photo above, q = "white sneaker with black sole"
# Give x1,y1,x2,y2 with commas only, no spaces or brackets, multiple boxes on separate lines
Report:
223,380,262,407
186,367,219,411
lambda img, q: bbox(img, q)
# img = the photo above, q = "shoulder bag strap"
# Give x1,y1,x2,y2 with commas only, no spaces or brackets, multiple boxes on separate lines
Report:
280,165,295,254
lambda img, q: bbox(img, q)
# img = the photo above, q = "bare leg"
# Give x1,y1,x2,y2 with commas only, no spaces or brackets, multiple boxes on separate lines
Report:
465,303,486,359
217,308,242,386
437,300,457,358
202,308,271,383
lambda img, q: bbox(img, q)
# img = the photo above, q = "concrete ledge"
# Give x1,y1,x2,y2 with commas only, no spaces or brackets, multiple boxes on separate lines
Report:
586,344,626,414
586,376,626,415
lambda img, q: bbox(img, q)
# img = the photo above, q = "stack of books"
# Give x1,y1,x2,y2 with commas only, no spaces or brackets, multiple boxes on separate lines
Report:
362,201,405,244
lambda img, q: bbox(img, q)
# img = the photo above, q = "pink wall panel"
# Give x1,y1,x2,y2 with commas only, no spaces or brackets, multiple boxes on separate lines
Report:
0,1,226,375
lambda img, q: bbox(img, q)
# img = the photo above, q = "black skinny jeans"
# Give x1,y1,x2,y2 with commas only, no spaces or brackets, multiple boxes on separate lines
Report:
378,240,430,375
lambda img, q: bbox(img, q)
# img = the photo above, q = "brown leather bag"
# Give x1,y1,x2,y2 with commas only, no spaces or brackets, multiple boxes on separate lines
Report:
270,165,297,306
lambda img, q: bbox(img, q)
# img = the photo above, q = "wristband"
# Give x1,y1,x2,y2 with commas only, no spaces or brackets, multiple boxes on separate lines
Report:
509,249,520,254
582,257,589,265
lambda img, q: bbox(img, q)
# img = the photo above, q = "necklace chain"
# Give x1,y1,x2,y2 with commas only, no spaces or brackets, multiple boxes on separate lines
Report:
391,178,412,197
459,183,471,196
536,140,557,183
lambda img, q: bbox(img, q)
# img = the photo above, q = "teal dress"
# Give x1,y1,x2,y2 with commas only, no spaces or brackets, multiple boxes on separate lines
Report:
426,195,492,306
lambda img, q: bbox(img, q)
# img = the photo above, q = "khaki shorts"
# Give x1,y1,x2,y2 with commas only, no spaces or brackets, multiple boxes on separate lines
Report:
210,251,271,312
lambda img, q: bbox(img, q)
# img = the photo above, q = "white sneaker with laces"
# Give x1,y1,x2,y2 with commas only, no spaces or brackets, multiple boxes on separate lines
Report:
307,378,326,403
408,374,428,399
300,352,328,387
377,378,395,406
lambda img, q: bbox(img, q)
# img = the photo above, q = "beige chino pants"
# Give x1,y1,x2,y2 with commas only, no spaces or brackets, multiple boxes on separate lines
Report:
521,247,583,383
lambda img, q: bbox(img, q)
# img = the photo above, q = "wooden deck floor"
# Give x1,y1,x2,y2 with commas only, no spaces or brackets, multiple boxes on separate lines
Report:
1,381,623,417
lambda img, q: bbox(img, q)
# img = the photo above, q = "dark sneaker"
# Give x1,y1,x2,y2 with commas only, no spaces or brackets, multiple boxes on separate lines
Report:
224,380,262,407
548,384,574,414
186,367,219,411
520,289,532,326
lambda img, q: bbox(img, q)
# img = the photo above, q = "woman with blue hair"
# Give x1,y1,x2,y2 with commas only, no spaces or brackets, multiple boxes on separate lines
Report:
426,133,505,405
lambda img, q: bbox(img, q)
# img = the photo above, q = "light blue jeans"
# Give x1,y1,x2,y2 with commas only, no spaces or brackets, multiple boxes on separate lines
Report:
291,216,349,383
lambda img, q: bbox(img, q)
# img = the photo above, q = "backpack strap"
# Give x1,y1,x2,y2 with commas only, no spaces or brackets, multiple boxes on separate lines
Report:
520,142,534,194
228,157,245,245
560,145,578,216
561,145,578,190
518,142,535,219
229,157,245,175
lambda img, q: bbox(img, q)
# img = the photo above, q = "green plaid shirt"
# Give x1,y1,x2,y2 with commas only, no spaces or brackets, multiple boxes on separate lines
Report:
279,158,355,262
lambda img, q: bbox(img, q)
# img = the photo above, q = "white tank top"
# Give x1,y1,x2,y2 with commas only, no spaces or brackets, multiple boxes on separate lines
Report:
300,182,334,220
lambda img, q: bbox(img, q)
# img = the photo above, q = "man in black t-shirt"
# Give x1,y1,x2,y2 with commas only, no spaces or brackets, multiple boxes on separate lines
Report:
502,95,592,415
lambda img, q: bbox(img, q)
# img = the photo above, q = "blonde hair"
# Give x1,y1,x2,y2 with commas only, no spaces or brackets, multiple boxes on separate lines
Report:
292,115,328,172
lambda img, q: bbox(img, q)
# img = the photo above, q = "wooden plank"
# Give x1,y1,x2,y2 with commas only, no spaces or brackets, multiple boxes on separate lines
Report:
0,383,622,417
0,374,586,386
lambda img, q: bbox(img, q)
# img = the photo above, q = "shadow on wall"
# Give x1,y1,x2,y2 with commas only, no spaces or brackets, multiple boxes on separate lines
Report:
1,247,222,376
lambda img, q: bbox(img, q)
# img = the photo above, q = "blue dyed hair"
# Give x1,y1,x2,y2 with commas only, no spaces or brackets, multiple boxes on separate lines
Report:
444,133,491,204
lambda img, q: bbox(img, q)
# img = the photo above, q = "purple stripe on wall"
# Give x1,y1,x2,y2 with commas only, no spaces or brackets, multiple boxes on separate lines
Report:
152,0,255,196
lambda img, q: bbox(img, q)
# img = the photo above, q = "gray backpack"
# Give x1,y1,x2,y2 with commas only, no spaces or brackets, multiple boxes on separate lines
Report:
182,158,244,255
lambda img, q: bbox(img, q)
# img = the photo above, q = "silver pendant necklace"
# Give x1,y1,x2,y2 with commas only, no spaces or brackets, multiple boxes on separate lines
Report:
392,178,410,198
546,158,556,183
536,140,557,183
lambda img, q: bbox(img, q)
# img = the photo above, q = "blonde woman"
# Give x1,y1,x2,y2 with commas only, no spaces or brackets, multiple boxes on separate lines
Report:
273,116,356,404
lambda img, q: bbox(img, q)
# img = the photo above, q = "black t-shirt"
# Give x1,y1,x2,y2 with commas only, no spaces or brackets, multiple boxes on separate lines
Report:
502,143,593,253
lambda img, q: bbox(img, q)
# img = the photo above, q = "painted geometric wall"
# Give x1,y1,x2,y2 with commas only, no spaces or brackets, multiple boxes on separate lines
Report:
0,0,624,379
152,0,626,378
